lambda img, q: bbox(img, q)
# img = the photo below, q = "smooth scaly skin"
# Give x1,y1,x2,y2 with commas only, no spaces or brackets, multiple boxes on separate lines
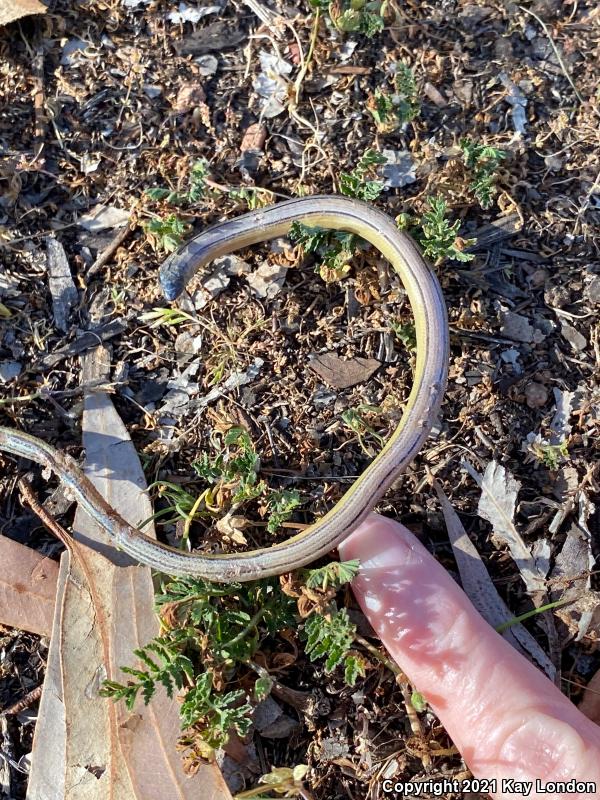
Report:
0,196,448,582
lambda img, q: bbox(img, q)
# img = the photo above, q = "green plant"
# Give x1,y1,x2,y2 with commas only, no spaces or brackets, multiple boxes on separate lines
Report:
526,438,569,470
304,559,360,591
102,555,366,757
309,0,384,37
266,489,302,534
397,196,476,265
228,187,275,210
144,428,304,543
303,606,366,685
144,215,189,253
369,62,420,132
495,596,573,634
411,691,427,712
194,426,267,505
234,764,309,799
146,159,210,207
138,307,196,327
102,574,297,755
290,150,387,281
459,140,506,209
290,221,355,282
341,406,386,455
141,481,205,528
390,321,417,351
179,672,253,748
339,148,387,201
100,629,195,708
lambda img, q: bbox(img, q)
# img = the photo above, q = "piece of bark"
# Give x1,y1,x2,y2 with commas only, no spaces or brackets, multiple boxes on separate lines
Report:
308,353,381,390
0,535,58,637
39,318,128,367
174,21,245,56
465,213,522,251
46,237,78,333
28,346,232,800
26,556,68,799
0,0,46,26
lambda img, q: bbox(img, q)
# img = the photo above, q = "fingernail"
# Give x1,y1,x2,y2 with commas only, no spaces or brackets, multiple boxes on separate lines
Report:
339,513,414,570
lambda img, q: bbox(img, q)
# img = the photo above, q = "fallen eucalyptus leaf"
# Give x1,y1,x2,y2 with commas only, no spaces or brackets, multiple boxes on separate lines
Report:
436,483,556,680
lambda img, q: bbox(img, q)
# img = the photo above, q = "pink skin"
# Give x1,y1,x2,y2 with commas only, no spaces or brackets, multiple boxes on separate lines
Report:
338,515,600,799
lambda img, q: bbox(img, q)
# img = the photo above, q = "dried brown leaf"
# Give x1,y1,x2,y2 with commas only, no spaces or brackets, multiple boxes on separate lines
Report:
436,483,556,680
28,346,231,800
308,353,381,390
464,460,546,596
0,535,58,637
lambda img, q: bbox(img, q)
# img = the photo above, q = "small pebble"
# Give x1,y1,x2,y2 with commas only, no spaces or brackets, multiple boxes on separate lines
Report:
544,285,571,308
585,276,600,305
0,360,22,382
561,322,587,352
529,268,548,288
524,382,548,409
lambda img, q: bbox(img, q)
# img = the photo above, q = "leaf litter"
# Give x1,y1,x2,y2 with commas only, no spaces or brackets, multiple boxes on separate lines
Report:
0,0,599,797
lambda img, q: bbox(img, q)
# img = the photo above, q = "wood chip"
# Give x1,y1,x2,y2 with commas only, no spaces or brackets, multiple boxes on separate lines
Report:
39,318,129,367
174,21,246,56
46,237,78,333
172,82,206,113
423,82,447,107
308,353,381,390
240,123,266,153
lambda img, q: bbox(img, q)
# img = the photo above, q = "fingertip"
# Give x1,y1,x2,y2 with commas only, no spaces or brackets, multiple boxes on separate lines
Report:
338,513,420,567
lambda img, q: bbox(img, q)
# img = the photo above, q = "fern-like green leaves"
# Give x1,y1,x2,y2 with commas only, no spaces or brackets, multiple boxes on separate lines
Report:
304,606,362,683
397,197,476,265
459,140,506,209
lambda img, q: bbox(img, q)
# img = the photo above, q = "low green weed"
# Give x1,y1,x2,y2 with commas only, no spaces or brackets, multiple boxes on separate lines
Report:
228,186,275,210
102,558,363,758
290,149,387,281
369,62,420,132
235,765,309,799
390,321,417,351
309,0,385,37
527,439,569,470
397,196,476,265
146,159,210,207
304,605,366,684
339,148,387,201
144,214,189,253
459,139,506,209
341,406,386,456
138,307,196,327
266,489,302,533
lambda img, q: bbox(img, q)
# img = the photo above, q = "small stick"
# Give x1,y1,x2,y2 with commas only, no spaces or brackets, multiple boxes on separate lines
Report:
0,685,43,718
18,476,72,551
519,6,586,108
86,223,133,279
